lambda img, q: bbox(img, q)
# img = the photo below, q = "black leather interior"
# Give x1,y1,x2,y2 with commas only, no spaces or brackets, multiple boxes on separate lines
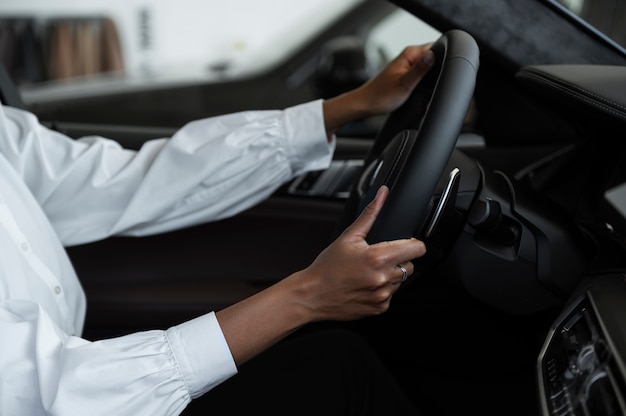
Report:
516,64,626,124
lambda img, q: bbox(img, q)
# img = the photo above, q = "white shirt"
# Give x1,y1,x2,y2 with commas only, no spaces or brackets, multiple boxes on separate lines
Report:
0,101,334,415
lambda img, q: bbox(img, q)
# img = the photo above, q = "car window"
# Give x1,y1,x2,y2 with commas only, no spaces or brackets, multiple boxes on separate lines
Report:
0,0,366,88
0,0,439,105
365,7,441,61
1,0,443,120
549,0,626,50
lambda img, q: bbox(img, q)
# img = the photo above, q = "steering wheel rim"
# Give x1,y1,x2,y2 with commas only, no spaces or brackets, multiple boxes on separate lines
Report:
350,29,479,244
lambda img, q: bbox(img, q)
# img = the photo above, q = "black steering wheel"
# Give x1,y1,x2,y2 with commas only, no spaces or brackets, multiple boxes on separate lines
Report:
345,29,479,245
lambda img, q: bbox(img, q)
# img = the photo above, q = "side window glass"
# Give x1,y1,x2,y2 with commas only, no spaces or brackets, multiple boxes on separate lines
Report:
365,8,441,62
550,0,626,50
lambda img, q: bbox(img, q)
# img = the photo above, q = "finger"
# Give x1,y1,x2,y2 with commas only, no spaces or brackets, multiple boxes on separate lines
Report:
391,264,406,285
379,238,427,263
403,47,435,88
345,185,389,239
405,44,435,69
393,262,413,285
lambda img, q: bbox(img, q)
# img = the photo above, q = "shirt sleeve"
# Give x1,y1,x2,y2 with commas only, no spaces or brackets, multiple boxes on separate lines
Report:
0,101,334,246
0,300,236,416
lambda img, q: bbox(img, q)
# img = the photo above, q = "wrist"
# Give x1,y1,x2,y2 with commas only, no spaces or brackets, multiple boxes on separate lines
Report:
272,272,318,326
282,270,328,324
322,89,370,135
340,86,373,120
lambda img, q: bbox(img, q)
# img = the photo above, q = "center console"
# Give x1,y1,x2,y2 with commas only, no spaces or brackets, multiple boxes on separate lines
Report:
537,274,626,415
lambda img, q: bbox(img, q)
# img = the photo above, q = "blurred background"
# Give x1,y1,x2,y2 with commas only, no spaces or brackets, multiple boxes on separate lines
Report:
0,0,442,128
1,0,624,90
0,0,439,87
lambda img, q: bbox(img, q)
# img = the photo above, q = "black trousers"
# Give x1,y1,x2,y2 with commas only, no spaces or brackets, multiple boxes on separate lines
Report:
182,328,420,415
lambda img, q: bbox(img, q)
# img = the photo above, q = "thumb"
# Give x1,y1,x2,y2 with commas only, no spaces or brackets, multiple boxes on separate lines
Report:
345,186,389,239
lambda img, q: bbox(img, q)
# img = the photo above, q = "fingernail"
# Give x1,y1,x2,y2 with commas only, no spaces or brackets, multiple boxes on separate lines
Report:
423,50,435,66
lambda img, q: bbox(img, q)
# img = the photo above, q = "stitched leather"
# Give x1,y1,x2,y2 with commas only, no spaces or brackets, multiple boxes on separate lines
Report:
516,65,626,122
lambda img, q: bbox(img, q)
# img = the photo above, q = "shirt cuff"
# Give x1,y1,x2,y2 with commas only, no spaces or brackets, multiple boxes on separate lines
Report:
283,99,335,175
166,311,237,398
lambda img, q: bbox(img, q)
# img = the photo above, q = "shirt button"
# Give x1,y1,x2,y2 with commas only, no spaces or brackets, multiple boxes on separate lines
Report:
54,286,62,295
20,242,29,251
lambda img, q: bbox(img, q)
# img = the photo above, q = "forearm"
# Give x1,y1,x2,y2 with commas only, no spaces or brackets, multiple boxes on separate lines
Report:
322,88,371,136
7,101,331,246
215,273,312,366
